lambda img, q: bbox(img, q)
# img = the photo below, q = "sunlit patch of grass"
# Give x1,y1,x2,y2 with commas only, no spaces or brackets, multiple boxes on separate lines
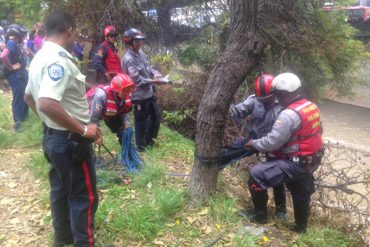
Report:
296,228,355,247
95,185,186,243
0,93,42,148
27,151,49,186
231,234,260,246
209,194,240,225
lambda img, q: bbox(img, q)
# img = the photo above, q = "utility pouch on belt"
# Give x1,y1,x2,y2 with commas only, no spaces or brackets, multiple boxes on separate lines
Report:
71,137,93,166
300,148,325,174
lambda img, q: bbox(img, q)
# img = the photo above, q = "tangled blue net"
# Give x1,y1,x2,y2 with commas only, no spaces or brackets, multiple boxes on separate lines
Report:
121,127,143,172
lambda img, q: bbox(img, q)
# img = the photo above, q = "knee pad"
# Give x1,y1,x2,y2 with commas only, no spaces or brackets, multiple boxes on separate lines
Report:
248,177,263,192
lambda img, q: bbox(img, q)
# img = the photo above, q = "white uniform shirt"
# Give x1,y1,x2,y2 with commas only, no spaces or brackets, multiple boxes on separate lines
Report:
26,41,89,130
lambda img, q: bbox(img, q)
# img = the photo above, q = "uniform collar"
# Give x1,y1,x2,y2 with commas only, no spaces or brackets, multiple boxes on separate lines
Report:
43,41,74,59
127,47,140,57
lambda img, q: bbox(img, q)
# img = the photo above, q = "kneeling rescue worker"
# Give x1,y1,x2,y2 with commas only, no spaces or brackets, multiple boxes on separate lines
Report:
87,73,135,145
230,74,287,220
245,73,324,233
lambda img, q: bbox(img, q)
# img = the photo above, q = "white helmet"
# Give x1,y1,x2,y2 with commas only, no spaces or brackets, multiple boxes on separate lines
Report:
272,73,301,92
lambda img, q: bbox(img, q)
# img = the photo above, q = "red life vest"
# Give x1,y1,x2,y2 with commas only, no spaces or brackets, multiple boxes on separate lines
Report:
103,41,122,74
86,85,132,119
284,99,323,157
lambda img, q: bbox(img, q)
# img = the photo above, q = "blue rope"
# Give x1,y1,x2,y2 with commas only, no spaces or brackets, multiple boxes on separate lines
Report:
121,127,143,172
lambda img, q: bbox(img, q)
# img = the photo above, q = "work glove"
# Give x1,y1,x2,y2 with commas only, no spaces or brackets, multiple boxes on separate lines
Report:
229,104,239,118
157,74,173,85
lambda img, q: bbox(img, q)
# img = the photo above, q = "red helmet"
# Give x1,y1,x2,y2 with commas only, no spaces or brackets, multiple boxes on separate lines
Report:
104,25,118,37
110,73,135,94
255,74,275,101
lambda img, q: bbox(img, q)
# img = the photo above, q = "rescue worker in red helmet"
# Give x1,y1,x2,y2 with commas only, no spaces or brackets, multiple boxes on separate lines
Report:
245,73,324,233
92,25,122,84
121,28,172,151
87,73,135,144
229,74,286,220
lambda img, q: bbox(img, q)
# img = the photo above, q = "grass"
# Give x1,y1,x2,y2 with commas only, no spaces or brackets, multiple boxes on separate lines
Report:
295,228,355,247
209,194,239,225
0,92,42,148
0,91,363,246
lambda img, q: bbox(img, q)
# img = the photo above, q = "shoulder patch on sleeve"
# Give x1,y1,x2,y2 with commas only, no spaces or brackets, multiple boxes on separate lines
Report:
47,63,65,81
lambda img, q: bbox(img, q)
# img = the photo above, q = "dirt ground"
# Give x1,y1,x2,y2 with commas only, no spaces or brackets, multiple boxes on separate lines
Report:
0,148,50,247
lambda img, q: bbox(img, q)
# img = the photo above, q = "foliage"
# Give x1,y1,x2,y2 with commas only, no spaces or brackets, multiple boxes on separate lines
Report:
176,1,366,97
178,37,220,69
162,110,192,125
177,17,225,69
263,3,366,97
149,52,175,75
0,0,43,26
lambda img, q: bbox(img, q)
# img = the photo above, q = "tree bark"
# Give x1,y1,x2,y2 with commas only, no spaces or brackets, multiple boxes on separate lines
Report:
157,0,173,46
188,0,265,201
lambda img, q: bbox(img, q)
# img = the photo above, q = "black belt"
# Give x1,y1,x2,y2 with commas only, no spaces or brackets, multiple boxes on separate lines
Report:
289,149,325,164
43,125,92,143
288,156,310,165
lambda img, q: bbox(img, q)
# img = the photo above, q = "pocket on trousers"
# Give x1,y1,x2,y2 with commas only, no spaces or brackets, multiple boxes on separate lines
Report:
70,141,89,166
44,135,73,166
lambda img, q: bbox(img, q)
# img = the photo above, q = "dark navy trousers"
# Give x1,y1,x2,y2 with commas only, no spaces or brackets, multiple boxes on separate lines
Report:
133,96,161,151
249,159,315,207
104,116,124,145
7,71,28,130
43,132,98,247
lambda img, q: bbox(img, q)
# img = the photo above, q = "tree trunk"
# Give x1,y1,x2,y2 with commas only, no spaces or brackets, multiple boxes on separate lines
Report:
157,0,173,46
188,0,265,201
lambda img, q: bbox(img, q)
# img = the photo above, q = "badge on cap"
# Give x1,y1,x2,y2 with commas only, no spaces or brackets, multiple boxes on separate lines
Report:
48,64,64,81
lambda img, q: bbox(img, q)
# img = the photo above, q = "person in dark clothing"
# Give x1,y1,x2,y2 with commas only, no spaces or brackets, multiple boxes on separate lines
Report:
72,33,84,62
24,11,101,246
230,74,287,220
86,73,135,145
92,25,122,84
0,23,29,131
121,28,172,151
245,73,324,233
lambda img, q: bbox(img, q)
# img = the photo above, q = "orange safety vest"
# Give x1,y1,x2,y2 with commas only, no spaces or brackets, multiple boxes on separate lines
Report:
284,99,323,157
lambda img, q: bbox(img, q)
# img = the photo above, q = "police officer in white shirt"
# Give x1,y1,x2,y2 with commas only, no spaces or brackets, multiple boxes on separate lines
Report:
24,11,100,247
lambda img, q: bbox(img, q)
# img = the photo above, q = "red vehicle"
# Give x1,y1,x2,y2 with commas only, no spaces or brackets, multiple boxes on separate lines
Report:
346,6,370,22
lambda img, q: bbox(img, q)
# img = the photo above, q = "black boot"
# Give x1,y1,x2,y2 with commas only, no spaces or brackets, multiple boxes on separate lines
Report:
292,200,310,233
243,189,268,224
273,185,287,221
134,121,148,151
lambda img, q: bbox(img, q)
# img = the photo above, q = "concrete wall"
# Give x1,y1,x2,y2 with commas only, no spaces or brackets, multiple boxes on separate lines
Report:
324,85,370,109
